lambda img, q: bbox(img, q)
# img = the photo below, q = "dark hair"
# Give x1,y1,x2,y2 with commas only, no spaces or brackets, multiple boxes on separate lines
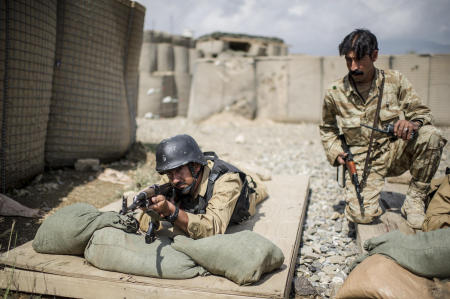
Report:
339,29,378,60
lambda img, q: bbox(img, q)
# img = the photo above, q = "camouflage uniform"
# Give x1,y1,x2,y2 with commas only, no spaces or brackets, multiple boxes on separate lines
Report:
320,68,447,225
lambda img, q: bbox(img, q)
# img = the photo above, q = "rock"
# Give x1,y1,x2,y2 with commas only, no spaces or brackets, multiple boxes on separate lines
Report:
294,276,319,297
322,265,337,275
235,134,245,144
328,255,345,264
98,169,132,185
74,159,100,171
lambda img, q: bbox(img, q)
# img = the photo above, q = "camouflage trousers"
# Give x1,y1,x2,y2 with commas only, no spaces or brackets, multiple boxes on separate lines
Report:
345,125,447,224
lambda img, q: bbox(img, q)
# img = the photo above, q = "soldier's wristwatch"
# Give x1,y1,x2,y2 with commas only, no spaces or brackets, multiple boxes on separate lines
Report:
166,205,179,224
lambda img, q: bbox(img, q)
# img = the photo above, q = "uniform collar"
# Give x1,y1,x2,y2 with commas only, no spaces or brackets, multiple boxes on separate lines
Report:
343,68,381,103
193,160,213,198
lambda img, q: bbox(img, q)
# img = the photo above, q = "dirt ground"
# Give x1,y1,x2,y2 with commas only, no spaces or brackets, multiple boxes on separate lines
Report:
0,143,160,254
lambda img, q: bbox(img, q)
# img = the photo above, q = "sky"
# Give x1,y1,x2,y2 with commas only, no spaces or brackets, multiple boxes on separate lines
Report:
137,0,450,56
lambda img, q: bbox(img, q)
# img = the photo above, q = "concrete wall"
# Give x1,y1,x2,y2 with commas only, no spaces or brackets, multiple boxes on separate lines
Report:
188,58,256,121
138,31,194,118
185,54,450,125
429,54,450,125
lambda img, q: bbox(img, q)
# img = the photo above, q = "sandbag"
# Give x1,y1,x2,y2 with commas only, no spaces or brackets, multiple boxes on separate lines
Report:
171,230,284,285
84,227,207,279
353,228,450,278
33,203,138,255
336,254,450,299
423,174,450,232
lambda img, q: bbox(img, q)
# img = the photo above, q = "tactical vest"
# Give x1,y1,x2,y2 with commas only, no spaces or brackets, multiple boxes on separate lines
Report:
179,152,255,224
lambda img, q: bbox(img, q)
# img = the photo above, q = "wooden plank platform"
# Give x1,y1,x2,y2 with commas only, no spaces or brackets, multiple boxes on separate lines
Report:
0,175,310,299
356,182,415,252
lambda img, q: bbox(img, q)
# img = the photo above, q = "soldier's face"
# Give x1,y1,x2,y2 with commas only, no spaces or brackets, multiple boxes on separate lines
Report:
345,50,378,83
166,164,201,190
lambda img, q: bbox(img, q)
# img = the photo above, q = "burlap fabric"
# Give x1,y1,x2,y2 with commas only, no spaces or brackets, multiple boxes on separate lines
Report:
171,230,284,285
33,203,138,255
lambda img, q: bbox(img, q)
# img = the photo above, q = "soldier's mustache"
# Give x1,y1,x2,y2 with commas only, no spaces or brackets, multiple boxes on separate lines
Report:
350,70,364,76
174,181,186,189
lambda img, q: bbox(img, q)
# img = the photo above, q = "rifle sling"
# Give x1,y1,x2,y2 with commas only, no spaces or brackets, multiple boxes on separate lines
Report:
361,70,385,188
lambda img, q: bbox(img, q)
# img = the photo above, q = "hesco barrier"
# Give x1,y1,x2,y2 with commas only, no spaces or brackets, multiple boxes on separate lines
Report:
124,1,145,143
0,0,57,191
45,0,144,168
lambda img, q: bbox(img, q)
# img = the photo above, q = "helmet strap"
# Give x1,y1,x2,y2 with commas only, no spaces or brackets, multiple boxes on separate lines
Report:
179,163,201,195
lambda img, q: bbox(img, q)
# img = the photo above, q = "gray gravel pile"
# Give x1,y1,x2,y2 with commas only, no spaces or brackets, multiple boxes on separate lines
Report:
137,113,449,298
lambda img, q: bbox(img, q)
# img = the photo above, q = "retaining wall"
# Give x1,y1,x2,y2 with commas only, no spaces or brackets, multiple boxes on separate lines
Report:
188,58,256,122
189,54,450,125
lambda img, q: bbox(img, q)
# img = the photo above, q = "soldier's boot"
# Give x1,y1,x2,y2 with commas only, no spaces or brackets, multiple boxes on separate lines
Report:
401,180,429,229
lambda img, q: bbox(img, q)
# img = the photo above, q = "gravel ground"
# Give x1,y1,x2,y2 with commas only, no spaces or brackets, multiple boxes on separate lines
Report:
137,113,450,298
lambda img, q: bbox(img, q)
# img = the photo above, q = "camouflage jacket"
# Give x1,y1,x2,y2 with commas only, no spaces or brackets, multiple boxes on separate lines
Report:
320,68,433,166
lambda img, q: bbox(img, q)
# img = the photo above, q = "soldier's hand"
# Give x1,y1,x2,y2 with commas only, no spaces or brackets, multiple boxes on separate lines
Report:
148,194,171,217
394,120,419,140
337,152,347,165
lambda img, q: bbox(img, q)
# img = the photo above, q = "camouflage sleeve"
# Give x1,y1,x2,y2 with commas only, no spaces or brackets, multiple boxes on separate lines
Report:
398,72,433,125
319,90,343,166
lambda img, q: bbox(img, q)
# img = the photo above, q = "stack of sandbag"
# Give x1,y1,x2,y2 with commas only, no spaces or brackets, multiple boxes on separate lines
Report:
171,230,285,285
423,171,450,232
32,203,138,255
84,227,207,279
33,204,285,284
336,254,450,299
336,228,450,298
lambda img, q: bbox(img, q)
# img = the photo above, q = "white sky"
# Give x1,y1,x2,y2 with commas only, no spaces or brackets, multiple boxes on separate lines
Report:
137,0,450,55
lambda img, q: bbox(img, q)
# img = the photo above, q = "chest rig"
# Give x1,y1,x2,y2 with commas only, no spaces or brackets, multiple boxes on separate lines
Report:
178,152,255,224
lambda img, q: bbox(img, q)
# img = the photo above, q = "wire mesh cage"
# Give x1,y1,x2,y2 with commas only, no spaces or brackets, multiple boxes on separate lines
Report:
45,0,144,167
0,0,57,191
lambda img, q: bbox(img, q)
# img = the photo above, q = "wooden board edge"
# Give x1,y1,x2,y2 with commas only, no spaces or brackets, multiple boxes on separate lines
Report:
0,267,276,299
283,179,310,298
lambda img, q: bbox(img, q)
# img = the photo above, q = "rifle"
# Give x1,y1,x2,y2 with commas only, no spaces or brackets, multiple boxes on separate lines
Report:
338,134,364,216
361,123,416,139
120,183,173,243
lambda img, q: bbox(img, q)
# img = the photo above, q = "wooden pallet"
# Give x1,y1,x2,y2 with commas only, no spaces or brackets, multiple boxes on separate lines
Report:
0,174,310,299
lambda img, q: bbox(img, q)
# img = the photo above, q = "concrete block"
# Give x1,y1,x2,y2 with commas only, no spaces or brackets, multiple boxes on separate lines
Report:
392,54,430,105
267,44,281,56
248,44,266,56
287,56,322,122
376,54,391,71
188,58,256,121
139,42,157,73
175,73,192,117
429,54,450,126
157,43,174,72
196,40,226,58
280,45,288,56
189,48,201,75
256,57,289,120
173,45,189,73
137,72,176,118
322,56,347,94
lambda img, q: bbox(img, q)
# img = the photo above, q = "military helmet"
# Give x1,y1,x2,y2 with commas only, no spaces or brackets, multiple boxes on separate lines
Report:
155,134,207,173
